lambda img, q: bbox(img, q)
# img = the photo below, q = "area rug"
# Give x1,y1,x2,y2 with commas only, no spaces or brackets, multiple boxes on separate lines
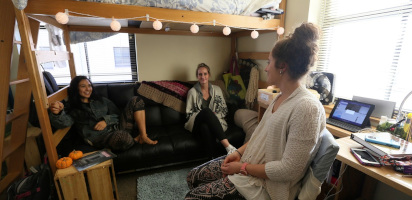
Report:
137,168,191,200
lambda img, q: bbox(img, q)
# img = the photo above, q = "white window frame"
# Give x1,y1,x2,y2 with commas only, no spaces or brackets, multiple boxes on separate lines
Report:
317,0,412,113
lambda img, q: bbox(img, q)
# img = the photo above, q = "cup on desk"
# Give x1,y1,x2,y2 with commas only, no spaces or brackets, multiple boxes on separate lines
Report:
379,116,388,125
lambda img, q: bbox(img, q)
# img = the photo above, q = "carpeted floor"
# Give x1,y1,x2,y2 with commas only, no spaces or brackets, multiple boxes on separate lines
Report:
137,168,192,200
116,161,205,200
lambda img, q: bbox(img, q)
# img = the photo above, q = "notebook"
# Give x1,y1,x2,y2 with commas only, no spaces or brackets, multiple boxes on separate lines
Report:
352,95,396,118
351,132,412,157
327,98,375,132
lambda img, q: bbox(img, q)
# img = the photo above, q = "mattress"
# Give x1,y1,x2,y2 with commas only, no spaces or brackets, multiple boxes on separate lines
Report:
75,0,282,16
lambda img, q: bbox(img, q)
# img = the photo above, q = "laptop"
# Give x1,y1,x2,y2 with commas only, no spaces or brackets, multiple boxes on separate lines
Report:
327,98,375,133
352,95,396,118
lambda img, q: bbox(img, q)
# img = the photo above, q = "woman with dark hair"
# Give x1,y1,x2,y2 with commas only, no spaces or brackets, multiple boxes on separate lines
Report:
185,22,325,200
49,76,157,152
185,63,237,157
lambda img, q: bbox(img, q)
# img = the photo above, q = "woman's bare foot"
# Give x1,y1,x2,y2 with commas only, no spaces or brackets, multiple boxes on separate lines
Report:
134,135,158,145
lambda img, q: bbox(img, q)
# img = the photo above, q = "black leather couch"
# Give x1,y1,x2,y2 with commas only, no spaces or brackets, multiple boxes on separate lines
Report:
56,82,245,173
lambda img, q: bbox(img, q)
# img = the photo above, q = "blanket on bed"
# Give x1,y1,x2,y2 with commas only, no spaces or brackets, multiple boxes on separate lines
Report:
75,0,279,16
137,81,193,113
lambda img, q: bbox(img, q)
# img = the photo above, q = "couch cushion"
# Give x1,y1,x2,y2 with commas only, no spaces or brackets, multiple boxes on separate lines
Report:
107,84,137,110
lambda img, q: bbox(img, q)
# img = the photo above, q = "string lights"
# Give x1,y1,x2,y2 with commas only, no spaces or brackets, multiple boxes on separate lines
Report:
251,30,259,39
110,17,121,31
152,20,163,30
190,24,199,33
54,10,284,38
55,9,69,24
223,26,231,36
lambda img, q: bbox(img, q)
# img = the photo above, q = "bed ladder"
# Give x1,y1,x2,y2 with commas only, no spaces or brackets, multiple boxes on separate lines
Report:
15,8,77,177
1,1,75,193
0,0,41,192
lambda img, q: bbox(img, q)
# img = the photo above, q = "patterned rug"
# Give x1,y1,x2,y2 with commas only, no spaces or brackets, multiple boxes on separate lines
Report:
137,167,191,200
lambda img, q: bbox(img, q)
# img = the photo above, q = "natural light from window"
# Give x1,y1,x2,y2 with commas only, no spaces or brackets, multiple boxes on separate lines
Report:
36,27,137,85
318,0,412,112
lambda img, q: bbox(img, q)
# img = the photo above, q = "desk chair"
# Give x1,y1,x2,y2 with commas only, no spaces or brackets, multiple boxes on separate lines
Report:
43,71,60,95
298,128,340,200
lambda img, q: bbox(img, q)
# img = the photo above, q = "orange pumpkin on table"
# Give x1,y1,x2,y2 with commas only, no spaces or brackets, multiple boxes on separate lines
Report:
56,157,73,169
69,150,83,160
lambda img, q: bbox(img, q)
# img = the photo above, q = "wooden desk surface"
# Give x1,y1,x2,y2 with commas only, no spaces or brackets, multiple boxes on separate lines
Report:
336,137,412,197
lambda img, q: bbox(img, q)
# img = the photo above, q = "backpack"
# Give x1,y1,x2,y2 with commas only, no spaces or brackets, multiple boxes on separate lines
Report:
7,164,52,200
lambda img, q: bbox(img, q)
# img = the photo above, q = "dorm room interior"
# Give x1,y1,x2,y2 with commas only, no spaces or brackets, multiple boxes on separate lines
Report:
1,0,412,199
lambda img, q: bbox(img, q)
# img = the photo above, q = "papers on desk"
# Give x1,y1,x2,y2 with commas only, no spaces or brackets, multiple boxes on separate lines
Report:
351,132,412,157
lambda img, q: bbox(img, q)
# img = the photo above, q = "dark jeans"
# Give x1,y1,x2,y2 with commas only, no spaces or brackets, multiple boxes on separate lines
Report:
193,108,226,157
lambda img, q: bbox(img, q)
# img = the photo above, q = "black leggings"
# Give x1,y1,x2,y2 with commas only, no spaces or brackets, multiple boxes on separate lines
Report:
193,108,226,157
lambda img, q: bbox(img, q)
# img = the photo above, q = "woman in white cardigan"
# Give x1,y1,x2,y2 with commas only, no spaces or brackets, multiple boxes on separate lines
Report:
185,63,237,157
185,23,325,200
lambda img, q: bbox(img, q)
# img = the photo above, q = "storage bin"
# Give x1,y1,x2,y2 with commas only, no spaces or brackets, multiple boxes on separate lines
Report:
54,157,118,200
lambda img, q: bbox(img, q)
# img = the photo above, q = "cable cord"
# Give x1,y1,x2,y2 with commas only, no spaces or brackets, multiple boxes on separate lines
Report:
324,164,348,200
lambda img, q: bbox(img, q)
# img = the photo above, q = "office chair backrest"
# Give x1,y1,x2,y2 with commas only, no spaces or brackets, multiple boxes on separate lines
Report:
298,128,340,200
43,71,59,95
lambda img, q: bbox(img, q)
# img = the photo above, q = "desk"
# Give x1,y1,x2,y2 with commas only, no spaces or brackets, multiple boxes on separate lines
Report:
334,137,412,199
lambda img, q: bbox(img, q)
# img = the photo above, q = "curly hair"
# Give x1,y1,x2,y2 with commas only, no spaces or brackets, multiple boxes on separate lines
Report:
271,22,320,80
68,76,101,109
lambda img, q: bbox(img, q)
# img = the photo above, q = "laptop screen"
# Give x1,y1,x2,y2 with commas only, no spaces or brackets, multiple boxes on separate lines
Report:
330,99,375,127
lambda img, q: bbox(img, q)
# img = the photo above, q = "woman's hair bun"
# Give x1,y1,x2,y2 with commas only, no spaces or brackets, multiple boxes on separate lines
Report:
290,22,319,44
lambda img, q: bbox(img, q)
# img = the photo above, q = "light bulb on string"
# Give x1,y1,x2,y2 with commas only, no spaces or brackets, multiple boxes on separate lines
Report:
55,10,69,24
277,27,284,35
153,20,163,30
223,26,231,36
110,17,121,31
190,24,199,33
251,30,259,39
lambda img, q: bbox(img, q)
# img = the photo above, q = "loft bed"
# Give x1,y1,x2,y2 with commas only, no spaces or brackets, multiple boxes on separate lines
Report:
1,0,287,189
75,0,283,16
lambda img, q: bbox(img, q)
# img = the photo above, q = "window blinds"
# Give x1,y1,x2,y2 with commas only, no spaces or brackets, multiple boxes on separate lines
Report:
317,0,412,111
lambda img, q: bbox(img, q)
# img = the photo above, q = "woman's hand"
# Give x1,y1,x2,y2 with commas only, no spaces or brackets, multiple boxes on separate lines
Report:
50,101,64,115
221,161,242,176
94,120,107,131
223,151,241,165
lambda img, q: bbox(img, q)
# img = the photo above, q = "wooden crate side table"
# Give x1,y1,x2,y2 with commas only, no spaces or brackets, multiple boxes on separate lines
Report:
54,156,119,200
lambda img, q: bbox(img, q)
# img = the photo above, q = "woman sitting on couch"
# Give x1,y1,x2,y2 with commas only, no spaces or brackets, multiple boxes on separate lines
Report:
185,63,237,157
49,76,157,152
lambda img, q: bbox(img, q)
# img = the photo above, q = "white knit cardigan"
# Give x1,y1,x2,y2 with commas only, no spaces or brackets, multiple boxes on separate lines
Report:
184,82,228,132
229,85,326,200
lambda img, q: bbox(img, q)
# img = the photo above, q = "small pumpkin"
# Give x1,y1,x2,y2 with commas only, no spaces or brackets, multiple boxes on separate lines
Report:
69,150,83,160
56,157,73,169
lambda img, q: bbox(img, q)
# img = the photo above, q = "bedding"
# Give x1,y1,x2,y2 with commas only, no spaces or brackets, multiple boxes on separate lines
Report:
76,0,282,16
137,81,192,113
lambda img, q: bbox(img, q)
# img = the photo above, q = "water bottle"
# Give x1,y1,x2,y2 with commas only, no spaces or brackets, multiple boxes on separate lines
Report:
404,113,412,133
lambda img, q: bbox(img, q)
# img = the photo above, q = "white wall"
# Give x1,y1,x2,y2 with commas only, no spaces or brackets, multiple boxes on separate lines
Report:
237,32,278,82
135,34,231,81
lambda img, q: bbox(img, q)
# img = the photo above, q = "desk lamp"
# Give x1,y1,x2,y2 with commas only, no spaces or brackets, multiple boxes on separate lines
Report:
396,90,412,122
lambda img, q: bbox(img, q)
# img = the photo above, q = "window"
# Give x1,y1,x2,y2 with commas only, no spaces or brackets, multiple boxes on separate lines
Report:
113,47,131,68
37,26,138,84
72,33,137,83
317,0,412,111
